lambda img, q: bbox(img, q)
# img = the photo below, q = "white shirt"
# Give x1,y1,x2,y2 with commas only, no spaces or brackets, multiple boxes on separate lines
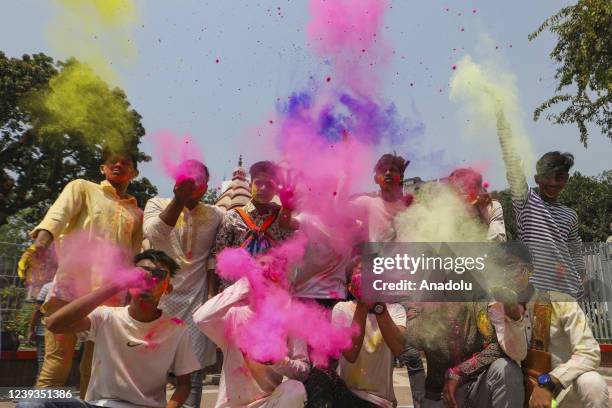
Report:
144,197,224,367
477,200,507,242
292,213,349,299
85,306,200,408
194,279,310,408
525,291,601,388
351,195,407,242
333,301,407,408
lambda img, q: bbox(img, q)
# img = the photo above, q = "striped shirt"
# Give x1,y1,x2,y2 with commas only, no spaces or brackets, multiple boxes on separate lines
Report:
497,111,585,298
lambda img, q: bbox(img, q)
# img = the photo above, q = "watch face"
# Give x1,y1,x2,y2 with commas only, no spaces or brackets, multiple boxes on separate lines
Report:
374,304,384,314
537,373,551,385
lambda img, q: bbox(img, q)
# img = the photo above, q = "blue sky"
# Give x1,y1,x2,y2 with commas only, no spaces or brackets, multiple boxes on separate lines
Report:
1,0,610,197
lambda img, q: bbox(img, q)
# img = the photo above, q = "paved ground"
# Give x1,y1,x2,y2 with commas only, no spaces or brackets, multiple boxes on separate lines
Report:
2,367,612,407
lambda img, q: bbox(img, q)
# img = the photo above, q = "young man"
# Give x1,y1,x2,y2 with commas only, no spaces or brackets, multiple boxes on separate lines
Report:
405,297,526,408
349,153,429,406
26,148,143,392
522,293,609,408
17,249,200,408
144,160,224,408
447,167,507,242
351,154,412,243
193,277,310,408
329,261,407,408
215,161,292,289
496,110,585,298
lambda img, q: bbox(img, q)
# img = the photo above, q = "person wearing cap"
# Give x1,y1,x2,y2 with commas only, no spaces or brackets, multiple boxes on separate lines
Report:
143,160,224,408
25,148,143,393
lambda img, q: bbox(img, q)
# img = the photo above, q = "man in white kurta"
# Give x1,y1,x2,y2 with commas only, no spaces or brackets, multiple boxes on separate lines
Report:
143,160,224,408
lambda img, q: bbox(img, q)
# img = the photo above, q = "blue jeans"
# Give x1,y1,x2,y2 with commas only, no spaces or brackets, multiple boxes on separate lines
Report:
183,369,204,408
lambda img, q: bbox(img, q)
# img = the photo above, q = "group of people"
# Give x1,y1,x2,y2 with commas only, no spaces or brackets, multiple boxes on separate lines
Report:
15,110,609,408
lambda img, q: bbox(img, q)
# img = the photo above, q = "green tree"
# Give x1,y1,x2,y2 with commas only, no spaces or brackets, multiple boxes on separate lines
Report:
202,187,220,205
529,0,612,146
0,52,157,227
559,170,612,242
493,189,518,241
495,170,612,242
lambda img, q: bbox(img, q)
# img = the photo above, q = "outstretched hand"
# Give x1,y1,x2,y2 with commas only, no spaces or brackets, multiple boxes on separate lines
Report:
278,169,297,211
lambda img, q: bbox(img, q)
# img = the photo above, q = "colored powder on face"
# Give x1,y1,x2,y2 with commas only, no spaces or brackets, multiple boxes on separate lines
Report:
151,130,204,185
24,61,136,152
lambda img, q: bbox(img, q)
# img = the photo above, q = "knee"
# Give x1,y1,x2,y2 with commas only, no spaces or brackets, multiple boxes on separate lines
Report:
487,357,523,387
280,379,307,400
574,371,609,405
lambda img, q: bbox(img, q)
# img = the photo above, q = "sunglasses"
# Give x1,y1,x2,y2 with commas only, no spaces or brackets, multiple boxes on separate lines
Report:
139,266,170,280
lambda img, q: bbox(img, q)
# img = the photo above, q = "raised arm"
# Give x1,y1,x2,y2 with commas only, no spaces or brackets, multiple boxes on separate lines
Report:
333,302,369,363
143,197,176,244
45,284,121,334
567,216,586,282
375,304,406,357
495,107,529,207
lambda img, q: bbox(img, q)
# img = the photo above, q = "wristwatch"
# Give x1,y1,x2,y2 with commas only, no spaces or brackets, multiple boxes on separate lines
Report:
371,303,386,315
445,368,461,381
537,373,557,394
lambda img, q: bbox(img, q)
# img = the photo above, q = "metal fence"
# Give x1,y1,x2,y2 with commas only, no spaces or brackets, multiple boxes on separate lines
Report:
581,242,612,343
0,242,28,329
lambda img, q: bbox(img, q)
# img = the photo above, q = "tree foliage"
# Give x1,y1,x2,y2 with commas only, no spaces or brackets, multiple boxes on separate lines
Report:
0,52,157,227
529,0,611,146
202,187,220,205
495,170,612,242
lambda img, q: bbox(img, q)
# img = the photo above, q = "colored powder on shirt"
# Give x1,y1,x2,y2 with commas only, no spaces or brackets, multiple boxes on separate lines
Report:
216,237,355,367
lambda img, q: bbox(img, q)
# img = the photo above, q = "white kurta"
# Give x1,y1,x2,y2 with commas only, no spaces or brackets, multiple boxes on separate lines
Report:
143,197,223,367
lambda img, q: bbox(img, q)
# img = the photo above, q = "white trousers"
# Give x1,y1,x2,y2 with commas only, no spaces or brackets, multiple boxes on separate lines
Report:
557,371,610,408
251,380,307,408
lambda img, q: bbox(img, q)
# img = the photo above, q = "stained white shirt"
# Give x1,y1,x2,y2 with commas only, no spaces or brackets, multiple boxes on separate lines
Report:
144,197,224,367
